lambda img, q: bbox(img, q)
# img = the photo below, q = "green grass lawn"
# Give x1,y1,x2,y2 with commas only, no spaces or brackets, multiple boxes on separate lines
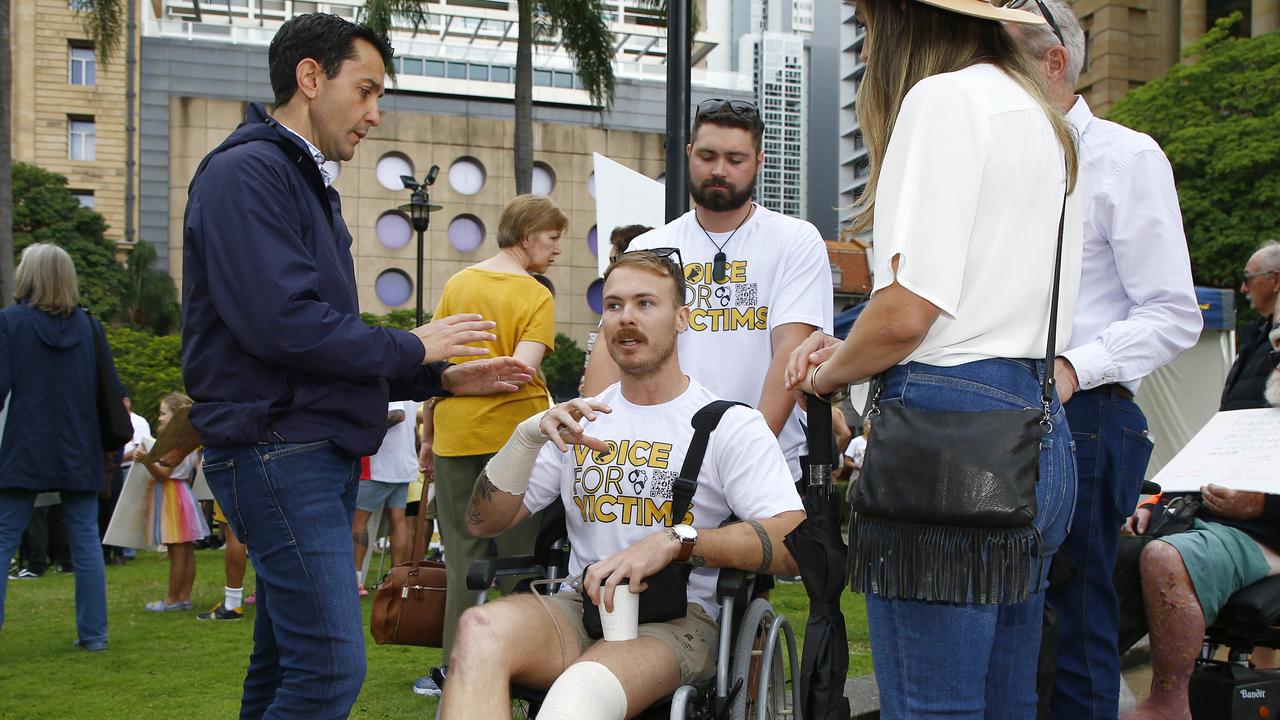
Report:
0,551,872,719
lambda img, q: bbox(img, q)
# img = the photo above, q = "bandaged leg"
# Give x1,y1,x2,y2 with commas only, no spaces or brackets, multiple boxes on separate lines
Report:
538,661,628,720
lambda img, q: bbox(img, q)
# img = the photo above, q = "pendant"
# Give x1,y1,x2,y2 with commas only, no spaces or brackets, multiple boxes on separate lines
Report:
713,251,728,283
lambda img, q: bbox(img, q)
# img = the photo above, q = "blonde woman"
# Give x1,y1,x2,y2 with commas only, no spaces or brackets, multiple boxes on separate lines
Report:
787,0,1083,714
0,244,116,651
431,194,565,663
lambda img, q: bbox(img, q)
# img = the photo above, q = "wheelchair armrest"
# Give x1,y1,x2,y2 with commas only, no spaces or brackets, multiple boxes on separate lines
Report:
715,568,755,602
1216,575,1280,628
466,555,544,591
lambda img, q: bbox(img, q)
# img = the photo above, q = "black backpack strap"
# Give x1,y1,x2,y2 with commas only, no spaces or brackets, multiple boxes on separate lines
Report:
670,400,748,526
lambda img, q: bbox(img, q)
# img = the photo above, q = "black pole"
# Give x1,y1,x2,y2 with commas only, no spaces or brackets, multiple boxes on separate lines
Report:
415,226,425,326
665,0,691,222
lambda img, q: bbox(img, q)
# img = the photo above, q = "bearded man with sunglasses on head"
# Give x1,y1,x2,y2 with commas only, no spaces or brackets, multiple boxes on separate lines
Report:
1008,2,1202,718
582,99,834,490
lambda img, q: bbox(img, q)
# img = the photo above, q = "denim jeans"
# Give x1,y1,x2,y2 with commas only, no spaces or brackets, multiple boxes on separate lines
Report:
1048,389,1153,720
0,490,108,645
202,441,365,720
864,359,1077,720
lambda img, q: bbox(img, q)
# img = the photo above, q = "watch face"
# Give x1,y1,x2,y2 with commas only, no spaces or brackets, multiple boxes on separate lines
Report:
675,524,697,541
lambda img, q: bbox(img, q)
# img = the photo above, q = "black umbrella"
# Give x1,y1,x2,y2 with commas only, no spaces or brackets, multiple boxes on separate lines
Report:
783,396,851,720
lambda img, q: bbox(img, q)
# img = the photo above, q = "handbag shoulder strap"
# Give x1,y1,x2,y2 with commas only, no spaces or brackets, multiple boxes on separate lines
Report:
1040,170,1071,419
671,400,748,527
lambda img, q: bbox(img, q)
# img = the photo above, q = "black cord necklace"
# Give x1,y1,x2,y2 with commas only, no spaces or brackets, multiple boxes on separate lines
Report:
694,204,754,283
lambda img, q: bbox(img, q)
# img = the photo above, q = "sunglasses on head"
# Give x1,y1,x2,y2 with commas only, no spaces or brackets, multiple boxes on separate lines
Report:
619,247,684,270
695,98,761,121
1004,0,1067,47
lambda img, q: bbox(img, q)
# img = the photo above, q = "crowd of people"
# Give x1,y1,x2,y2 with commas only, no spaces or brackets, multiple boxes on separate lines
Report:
1,2,1278,720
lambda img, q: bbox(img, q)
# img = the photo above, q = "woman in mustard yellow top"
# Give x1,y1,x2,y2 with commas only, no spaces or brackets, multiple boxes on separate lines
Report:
430,194,564,660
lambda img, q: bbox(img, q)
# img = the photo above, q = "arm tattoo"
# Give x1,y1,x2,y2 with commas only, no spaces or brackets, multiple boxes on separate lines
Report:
687,554,707,568
747,520,773,574
466,472,498,526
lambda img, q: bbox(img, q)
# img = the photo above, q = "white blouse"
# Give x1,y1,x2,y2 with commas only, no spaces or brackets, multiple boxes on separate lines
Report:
870,63,1083,367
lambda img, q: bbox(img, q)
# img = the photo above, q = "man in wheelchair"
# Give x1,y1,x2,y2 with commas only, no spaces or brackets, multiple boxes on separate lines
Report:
438,250,805,720
1122,482,1280,720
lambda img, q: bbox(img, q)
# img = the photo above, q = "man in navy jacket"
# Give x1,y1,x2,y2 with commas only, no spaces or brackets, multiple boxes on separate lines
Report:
181,14,533,720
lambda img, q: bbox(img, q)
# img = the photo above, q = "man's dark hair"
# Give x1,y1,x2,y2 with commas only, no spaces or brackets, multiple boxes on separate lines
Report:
691,104,765,153
609,225,653,260
268,13,394,107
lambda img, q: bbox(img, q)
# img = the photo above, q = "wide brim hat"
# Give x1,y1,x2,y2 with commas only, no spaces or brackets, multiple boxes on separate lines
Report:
912,0,1048,25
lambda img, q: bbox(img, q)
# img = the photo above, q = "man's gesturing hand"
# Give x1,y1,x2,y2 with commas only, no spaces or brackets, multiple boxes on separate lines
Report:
539,398,611,453
413,314,497,363
441,357,535,396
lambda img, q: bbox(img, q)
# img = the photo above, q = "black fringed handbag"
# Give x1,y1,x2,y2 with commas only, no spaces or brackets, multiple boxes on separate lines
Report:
849,180,1069,605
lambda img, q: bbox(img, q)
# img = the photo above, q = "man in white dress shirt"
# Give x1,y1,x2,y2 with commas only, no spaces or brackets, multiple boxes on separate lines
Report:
1010,3,1203,718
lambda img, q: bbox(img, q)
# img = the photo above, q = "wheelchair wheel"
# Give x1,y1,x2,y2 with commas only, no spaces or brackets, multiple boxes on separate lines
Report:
730,599,793,719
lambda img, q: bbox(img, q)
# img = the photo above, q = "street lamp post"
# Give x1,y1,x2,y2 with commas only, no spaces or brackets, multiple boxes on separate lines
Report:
400,166,442,325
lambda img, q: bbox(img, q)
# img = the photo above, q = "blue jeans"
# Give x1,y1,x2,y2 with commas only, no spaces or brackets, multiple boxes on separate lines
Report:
201,441,365,720
864,359,1077,719
1048,389,1153,720
0,490,108,645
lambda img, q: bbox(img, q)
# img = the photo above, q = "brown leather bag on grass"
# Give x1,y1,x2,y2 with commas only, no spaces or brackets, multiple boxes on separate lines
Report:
370,496,446,647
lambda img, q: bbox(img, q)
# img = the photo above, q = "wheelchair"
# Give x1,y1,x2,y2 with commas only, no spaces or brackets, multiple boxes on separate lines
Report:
441,512,803,720
1188,574,1280,720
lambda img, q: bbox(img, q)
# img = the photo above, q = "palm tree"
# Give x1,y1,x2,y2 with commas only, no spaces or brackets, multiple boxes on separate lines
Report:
361,1,681,195
1,0,123,308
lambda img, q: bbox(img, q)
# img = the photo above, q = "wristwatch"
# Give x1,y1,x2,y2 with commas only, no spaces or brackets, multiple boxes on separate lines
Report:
672,524,698,563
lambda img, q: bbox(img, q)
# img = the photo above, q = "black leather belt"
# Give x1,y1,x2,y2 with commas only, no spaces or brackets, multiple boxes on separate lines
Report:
1091,383,1134,402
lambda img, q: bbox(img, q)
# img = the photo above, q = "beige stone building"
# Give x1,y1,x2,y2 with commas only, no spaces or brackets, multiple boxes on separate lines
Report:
1076,0,1279,112
165,98,667,340
9,0,138,249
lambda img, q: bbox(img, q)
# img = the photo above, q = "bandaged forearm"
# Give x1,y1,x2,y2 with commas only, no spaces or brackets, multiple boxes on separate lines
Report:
484,411,547,495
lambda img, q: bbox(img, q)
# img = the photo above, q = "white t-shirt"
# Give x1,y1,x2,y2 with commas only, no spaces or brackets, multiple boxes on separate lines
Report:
170,450,198,482
630,205,834,479
844,435,867,468
121,413,152,468
522,378,803,617
370,401,418,484
871,63,1083,366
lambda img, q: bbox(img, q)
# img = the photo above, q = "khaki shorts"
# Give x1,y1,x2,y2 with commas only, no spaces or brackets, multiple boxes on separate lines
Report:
541,592,718,684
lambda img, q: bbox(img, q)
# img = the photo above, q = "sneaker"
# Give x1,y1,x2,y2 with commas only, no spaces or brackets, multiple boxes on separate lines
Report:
73,639,108,652
197,603,244,621
144,599,193,612
244,592,256,605
358,585,369,598
14,569,41,580
412,673,443,697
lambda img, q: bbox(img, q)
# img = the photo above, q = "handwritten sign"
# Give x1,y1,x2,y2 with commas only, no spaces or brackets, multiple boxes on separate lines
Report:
1152,408,1280,494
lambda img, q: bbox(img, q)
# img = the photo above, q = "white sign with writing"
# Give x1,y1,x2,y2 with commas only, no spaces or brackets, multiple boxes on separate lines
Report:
1151,408,1280,494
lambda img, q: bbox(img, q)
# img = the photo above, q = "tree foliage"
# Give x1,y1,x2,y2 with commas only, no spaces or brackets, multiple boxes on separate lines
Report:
1108,14,1280,321
105,325,185,427
123,240,181,335
543,331,586,402
360,309,424,330
11,163,128,321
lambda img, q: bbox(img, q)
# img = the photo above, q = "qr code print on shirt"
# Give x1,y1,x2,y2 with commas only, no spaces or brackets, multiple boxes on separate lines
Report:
648,470,678,500
734,283,758,307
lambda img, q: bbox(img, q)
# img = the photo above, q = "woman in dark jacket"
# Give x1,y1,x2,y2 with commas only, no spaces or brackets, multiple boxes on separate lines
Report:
0,243,114,651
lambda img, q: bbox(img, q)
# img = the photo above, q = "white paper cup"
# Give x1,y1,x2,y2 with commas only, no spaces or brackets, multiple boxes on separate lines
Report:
600,582,640,641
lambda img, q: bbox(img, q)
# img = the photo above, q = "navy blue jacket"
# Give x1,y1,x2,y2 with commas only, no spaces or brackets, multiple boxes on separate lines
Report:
0,302,109,493
182,103,448,457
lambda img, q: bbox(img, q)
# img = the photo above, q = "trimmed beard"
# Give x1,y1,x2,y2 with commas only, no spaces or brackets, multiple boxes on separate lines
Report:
614,333,678,380
1266,369,1280,407
688,175,756,212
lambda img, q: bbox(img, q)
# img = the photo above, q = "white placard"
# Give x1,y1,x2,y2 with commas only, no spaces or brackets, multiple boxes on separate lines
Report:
192,464,214,502
593,153,667,277
103,438,154,549
1151,408,1280,493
